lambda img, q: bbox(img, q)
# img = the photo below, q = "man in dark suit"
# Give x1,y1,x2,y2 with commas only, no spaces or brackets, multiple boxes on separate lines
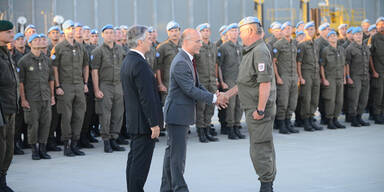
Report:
160,28,228,192
121,25,162,192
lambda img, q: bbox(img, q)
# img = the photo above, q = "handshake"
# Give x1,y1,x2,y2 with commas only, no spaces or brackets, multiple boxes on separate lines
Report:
215,91,229,110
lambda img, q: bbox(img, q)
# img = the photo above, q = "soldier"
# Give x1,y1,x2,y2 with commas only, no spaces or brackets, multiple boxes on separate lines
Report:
266,22,282,52
156,21,181,104
342,27,354,48
368,24,377,37
51,20,89,157
320,31,346,129
24,24,36,53
345,27,371,127
74,22,83,44
114,27,124,46
59,30,65,43
361,19,371,41
18,34,55,160
293,30,305,127
47,26,61,54
91,24,126,153
226,16,276,192
0,20,17,192
215,25,227,47
297,21,323,131
272,21,299,134
217,23,245,140
337,24,348,46
90,29,99,46
120,25,129,53
194,23,219,143
295,30,305,45
145,27,157,71
296,21,304,32
82,26,91,44
370,17,384,124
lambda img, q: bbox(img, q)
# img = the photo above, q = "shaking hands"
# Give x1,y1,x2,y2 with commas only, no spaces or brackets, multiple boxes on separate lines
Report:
215,91,229,110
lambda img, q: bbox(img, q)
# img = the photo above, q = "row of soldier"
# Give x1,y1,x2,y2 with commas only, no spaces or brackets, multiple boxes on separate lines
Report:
3,17,384,162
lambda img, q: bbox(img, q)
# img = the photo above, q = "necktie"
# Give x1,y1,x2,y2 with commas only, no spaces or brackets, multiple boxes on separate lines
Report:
192,58,198,87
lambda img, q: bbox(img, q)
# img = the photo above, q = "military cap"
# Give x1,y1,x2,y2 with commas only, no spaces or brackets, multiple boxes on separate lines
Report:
346,27,354,33
39,33,47,38
74,22,82,28
338,24,348,30
82,25,91,30
13,32,24,40
25,24,36,32
196,23,210,31
0,20,13,31
296,21,304,28
90,29,98,34
281,21,292,30
352,27,362,34
295,30,304,36
318,23,330,31
376,17,384,24
148,26,155,33
120,25,129,30
101,24,114,32
28,33,41,43
62,20,74,30
327,31,336,38
304,21,315,30
368,24,376,32
219,25,227,33
48,26,60,33
270,22,281,30
238,16,260,27
166,21,180,31
361,19,370,24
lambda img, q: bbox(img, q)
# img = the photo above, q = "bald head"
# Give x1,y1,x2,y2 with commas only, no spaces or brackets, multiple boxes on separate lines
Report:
181,28,202,55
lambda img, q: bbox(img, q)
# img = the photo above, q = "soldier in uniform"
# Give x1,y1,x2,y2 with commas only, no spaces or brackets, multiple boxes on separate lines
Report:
194,23,219,143
215,25,227,47
47,26,60,54
0,20,17,192
51,20,89,157
120,25,129,53
272,21,299,134
24,24,37,53
345,27,371,127
217,23,245,140
90,29,99,46
156,21,181,104
145,27,157,71
91,25,126,153
370,17,384,124
225,16,276,192
361,19,371,41
320,31,346,129
337,24,348,46
342,27,354,49
297,21,323,131
82,26,92,45
266,22,282,52
18,34,55,160
74,22,83,44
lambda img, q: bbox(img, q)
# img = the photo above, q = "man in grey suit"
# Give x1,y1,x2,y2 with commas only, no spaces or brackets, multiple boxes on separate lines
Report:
160,29,228,192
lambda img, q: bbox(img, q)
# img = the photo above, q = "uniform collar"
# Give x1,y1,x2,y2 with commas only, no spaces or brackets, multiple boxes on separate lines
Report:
243,39,263,54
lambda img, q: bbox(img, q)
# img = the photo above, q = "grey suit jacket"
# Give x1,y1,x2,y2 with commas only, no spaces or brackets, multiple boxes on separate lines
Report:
164,50,214,126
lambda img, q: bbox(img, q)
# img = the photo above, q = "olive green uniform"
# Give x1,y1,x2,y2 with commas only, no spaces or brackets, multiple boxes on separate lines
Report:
145,44,157,71
272,38,298,120
370,32,384,116
297,40,321,119
91,43,125,140
237,39,276,182
320,45,346,119
52,39,88,141
195,41,217,128
18,53,53,144
156,40,180,103
217,41,243,128
316,36,330,119
266,35,279,53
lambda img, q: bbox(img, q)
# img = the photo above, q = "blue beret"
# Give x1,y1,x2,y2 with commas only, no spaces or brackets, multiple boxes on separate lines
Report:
327,31,336,38
368,24,376,32
101,24,114,32
147,26,155,33
352,27,362,34
39,33,46,38
120,25,129,30
74,22,82,28
270,22,281,30
304,21,315,30
281,21,292,30
82,25,91,30
90,29,98,34
13,33,24,40
196,23,210,31
25,24,36,32
347,27,354,33
318,23,330,31
295,30,304,36
222,23,238,35
62,20,74,30
376,17,384,24
60,30,64,34
114,26,121,31
0,20,13,31
28,33,40,43
296,21,304,28
166,21,180,31
361,19,370,24
238,16,260,27
48,26,60,33
219,25,227,33
338,24,348,30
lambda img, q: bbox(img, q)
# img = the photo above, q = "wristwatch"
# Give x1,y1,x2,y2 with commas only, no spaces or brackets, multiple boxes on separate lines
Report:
256,109,265,116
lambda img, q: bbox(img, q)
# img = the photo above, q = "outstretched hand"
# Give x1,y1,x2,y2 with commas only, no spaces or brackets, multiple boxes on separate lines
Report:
215,91,229,110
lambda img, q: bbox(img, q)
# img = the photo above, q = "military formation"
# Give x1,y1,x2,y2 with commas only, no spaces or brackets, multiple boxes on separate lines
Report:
0,14,384,192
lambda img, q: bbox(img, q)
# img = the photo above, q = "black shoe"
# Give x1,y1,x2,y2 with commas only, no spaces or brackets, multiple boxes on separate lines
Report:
285,119,299,133
309,118,323,131
233,126,246,139
110,139,126,151
71,141,85,156
228,127,239,140
303,118,314,132
14,141,24,155
39,143,51,159
92,126,101,137
88,134,99,143
79,138,94,149
277,120,290,134
46,139,62,151
294,119,304,127
345,114,352,122
31,144,40,160
63,141,75,157
327,118,337,129
0,173,14,192
116,136,129,145
197,128,208,143
260,182,273,192
220,124,228,135
320,117,327,125
273,119,278,129
209,127,218,136
374,115,384,124
103,140,113,153
357,114,370,126
350,115,361,127
204,127,219,141
333,118,346,129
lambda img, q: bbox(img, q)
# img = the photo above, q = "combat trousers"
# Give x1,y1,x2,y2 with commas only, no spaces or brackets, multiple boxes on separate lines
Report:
0,114,15,173
196,83,216,128
24,100,51,144
299,71,321,119
321,79,344,119
371,73,384,115
276,75,298,120
226,82,242,127
347,76,370,116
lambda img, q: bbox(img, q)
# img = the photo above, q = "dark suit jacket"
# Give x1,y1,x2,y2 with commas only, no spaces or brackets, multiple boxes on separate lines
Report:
164,50,213,126
121,51,163,135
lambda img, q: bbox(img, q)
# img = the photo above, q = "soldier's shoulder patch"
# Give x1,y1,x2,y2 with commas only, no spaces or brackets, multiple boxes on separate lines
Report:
90,55,94,60
297,48,301,53
16,67,20,73
156,52,160,58
217,52,221,57
258,63,265,72
51,54,56,60
273,48,278,54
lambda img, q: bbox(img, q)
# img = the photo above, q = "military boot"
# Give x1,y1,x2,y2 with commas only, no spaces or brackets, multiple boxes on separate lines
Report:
357,114,370,126
285,119,299,133
303,118,314,132
197,127,208,143
39,143,51,159
63,140,75,157
259,182,273,192
110,139,126,151
333,118,346,129
350,115,361,127
327,118,337,129
104,140,113,153
70,140,85,156
233,126,246,139
31,144,40,160
227,127,239,140
204,127,219,142
310,117,323,131
374,115,384,124
14,139,24,155
277,120,290,134
0,172,14,192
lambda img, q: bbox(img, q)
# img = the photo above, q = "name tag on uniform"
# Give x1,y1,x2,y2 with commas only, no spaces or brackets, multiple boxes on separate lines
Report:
258,63,265,72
